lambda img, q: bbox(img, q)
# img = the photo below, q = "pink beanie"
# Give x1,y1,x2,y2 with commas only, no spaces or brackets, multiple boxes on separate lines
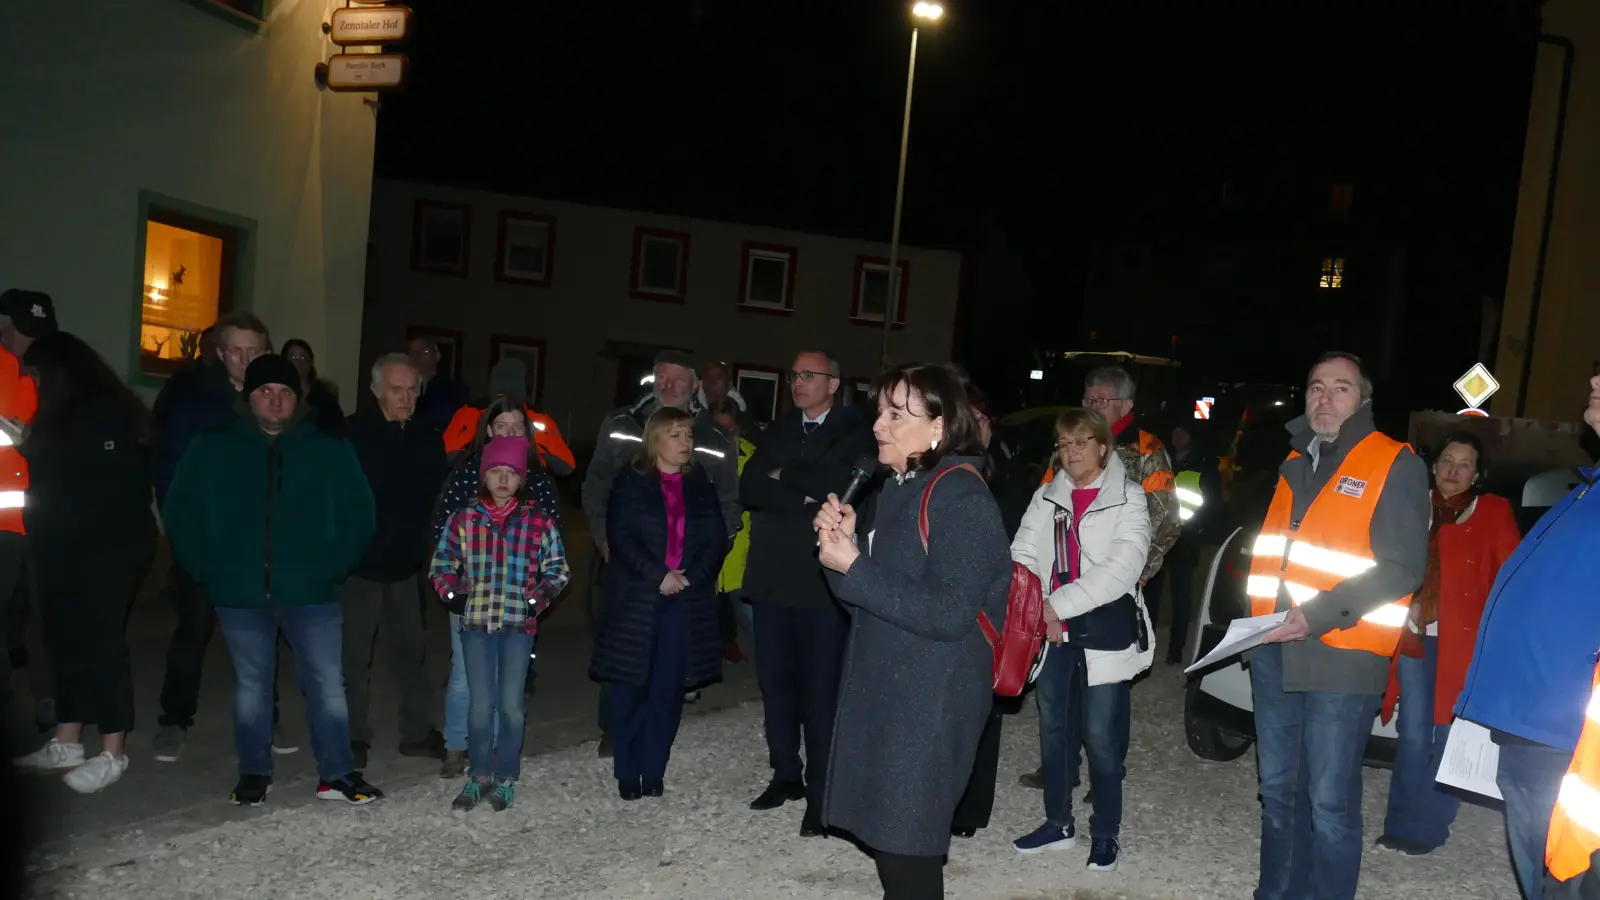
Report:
481,436,529,479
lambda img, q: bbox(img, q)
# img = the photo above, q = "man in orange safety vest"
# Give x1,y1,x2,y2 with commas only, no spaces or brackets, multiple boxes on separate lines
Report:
0,289,49,722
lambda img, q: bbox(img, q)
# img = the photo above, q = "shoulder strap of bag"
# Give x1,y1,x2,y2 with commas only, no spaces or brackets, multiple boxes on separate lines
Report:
917,463,982,552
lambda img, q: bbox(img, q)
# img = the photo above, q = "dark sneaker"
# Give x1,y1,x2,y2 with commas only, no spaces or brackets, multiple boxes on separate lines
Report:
350,741,370,769
317,772,383,805
1018,766,1044,790
398,730,446,760
439,749,466,779
597,732,613,759
1086,837,1120,872
452,777,488,812
1013,821,1075,854
230,774,272,807
1375,834,1435,856
153,725,186,763
488,780,515,812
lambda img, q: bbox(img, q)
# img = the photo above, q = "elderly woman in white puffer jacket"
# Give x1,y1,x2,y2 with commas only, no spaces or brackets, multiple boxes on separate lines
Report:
1009,407,1152,873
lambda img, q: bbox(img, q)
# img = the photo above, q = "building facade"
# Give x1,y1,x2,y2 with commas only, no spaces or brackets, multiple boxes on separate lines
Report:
0,0,379,396
1491,0,1599,420
364,179,964,446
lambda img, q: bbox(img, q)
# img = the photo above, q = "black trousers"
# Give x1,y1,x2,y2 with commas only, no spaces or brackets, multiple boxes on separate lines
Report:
753,601,848,799
157,559,280,729
40,546,149,734
341,575,434,745
875,852,943,900
0,532,46,716
952,700,1004,832
588,553,610,732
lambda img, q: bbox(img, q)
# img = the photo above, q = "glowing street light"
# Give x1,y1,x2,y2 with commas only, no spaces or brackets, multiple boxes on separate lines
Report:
880,2,945,367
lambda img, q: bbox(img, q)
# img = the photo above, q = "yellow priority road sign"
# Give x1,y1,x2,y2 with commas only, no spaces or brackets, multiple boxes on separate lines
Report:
1453,363,1500,411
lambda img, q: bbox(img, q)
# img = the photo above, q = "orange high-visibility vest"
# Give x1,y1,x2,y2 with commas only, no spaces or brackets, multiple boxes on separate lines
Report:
1245,431,1413,657
0,348,36,534
441,404,575,470
1548,660,1600,881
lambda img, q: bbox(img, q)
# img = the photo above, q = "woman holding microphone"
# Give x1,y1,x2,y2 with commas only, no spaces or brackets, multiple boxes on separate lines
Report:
813,362,1013,900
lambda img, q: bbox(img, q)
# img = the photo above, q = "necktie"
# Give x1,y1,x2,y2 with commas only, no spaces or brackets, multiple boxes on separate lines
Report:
803,421,819,436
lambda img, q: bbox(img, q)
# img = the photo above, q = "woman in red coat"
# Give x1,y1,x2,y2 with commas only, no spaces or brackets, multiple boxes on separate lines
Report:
1377,432,1522,854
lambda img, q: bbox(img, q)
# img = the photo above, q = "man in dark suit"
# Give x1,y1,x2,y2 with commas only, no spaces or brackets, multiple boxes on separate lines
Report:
739,350,876,837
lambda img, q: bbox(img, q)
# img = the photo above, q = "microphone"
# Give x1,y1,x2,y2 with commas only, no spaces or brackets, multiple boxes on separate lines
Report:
839,455,880,509
816,456,879,549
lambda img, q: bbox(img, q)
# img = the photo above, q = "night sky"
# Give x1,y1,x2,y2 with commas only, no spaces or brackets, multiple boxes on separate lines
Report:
377,0,1542,413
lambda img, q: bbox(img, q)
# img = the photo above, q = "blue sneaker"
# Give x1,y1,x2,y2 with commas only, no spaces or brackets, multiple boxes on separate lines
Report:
1013,821,1075,854
1086,837,1120,871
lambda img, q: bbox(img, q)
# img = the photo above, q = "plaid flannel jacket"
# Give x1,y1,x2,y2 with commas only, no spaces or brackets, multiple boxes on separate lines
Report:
430,501,570,634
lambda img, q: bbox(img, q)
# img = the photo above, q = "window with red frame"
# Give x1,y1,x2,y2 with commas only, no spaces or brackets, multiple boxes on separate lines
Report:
631,228,690,300
738,242,797,312
850,257,908,324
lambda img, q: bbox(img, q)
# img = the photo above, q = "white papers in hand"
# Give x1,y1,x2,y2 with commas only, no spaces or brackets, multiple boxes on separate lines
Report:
1436,719,1502,800
1184,612,1288,674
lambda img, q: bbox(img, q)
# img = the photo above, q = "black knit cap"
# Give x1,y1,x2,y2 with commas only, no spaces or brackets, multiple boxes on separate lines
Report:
0,289,58,338
242,354,302,400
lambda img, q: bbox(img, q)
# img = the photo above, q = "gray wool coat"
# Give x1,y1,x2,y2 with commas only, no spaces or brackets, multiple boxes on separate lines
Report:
821,455,1013,857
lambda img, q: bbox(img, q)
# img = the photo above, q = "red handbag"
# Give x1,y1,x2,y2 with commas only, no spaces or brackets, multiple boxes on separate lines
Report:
919,465,1048,697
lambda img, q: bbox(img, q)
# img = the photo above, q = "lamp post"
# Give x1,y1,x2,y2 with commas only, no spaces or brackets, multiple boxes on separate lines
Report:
880,1,944,368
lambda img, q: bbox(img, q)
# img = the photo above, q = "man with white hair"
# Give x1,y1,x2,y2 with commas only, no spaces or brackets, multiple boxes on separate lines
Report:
581,349,739,755
340,352,449,767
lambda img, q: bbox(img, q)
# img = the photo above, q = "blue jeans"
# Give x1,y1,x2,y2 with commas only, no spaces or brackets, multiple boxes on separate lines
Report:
1382,636,1460,849
1035,642,1131,839
214,603,353,781
1497,738,1582,900
460,628,533,782
1250,643,1381,900
444,613,499,752
611,595,687,785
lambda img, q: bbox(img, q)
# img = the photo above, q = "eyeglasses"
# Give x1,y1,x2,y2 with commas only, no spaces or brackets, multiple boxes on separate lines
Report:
1057,437,1096,451
286,354,310,363
1082,396,1123,408
788,370,833,384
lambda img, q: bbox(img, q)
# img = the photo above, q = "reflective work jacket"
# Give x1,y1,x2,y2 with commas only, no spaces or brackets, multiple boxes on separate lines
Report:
1548,658,1600,882
1246,431,1412,657
441,404,575,473
1175,469,1204,523
0,348,36,533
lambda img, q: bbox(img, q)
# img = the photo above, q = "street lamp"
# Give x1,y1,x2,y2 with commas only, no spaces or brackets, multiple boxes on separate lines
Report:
881,1,943,367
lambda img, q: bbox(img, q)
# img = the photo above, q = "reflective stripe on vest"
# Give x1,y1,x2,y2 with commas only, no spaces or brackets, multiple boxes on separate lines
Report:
1175,469,1203,522
1245,431,1414,655
1548,661,1600,881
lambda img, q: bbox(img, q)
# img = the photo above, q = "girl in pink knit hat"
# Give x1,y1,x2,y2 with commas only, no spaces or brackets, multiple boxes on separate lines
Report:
430,435,569,813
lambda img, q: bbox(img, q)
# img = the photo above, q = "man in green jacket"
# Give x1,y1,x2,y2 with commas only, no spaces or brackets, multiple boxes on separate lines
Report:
164,355,381,807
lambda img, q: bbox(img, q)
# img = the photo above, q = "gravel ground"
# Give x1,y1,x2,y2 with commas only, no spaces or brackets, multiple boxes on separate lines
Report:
27,668,1517,899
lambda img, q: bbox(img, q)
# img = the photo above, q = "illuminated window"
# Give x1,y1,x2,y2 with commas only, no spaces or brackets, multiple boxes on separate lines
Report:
139,212,236,377
1330,182,1354,216
1319,257,1345,289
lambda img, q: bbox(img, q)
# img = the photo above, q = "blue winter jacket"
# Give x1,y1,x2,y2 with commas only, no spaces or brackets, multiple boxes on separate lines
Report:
1455,468,1600,752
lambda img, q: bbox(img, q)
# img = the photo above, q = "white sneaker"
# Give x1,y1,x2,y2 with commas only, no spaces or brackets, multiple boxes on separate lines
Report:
14,738,86,771
62,752,129,794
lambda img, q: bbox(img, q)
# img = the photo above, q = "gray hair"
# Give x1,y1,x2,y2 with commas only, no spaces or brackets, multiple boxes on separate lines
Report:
797,350,841,378
370,352,419,386
1084,366,1135,401
1308,350,1374,403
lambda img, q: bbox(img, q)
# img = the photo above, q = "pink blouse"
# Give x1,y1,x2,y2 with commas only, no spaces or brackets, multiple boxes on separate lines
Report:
660,471,686,570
